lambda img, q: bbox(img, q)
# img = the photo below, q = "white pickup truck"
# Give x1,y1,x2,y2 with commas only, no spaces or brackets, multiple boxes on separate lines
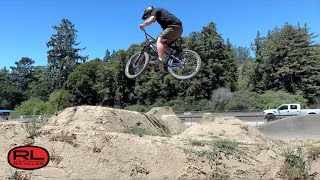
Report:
263,103,320,121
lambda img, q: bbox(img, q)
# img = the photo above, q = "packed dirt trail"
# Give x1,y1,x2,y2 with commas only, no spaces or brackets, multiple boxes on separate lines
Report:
1,106,319,180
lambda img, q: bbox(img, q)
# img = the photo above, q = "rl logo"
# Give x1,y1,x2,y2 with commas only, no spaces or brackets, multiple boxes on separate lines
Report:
7,146,50,170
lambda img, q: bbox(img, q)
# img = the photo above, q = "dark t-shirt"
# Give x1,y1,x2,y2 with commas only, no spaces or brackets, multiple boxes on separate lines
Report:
151,8,182,30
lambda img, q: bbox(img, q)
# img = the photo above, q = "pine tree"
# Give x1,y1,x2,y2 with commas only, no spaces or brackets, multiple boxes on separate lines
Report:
251,31,265,57
47,18,88,90
184,22,238,99
10,57,35,92
0,68,25,109
103,49,112,62
251,23,320,102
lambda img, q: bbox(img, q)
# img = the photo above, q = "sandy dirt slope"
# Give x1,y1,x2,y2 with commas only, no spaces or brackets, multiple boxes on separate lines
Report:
1,106,319,180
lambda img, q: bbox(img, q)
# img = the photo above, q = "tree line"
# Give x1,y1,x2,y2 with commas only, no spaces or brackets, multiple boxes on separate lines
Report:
1,19,319,115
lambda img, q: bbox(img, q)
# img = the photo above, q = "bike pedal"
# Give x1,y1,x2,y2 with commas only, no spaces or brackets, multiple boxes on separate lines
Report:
149,60,165,66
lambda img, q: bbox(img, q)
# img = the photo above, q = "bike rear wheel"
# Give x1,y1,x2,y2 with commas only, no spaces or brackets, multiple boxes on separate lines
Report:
167,50,201,80
125,52,149,79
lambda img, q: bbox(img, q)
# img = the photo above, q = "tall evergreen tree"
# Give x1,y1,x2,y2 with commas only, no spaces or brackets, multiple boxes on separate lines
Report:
183,22,238,99
103,49,112,62
251,31,265,57
10,57,35,93
0,67,25,109
29,66,54,100
64,59,105,106
47,18,88,90
112,50,136,107
251,23,320,102
232,46,251,64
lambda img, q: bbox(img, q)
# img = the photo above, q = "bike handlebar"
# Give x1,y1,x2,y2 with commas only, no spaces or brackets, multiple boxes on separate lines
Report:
142,29,155,42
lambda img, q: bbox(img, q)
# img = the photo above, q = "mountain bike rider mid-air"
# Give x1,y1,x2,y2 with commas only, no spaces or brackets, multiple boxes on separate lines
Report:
125,7,201,80
140,6,183,65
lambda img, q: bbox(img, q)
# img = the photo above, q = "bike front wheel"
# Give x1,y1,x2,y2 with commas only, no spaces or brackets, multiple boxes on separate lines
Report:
167,50,201,80
125,52,149,79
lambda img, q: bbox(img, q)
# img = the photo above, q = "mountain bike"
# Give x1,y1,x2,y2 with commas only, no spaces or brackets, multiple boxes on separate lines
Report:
125,30,201,80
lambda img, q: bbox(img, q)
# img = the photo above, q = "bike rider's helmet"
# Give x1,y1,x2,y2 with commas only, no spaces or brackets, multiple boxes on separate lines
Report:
142,6,154,20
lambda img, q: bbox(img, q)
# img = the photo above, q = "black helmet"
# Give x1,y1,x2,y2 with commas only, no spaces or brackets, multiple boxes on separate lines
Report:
142,6,154,20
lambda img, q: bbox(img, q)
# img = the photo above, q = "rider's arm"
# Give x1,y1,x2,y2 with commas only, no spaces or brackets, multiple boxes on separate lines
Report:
140,16,156,30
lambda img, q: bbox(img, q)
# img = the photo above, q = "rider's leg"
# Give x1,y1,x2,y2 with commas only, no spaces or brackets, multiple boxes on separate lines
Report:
156,25,183,63
157,37,172,62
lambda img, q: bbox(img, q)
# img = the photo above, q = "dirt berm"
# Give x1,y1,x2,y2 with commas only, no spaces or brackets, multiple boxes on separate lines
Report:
1,106,320,180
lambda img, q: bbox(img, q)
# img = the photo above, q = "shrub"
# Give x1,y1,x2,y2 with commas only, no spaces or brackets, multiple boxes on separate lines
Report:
13,98,55,115
210,88,233,111
279,148,311,180
21,120,41,139
48,89,75,111
124,104,150,112
225,90,308,111
224,91,260,111
258,90,308,109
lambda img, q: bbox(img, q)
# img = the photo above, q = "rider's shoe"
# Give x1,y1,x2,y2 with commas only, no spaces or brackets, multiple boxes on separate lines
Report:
149,59,164,65
171,51,182,64
171,49,182,58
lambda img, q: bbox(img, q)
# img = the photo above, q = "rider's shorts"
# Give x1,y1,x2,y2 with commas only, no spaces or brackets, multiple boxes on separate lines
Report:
160,24,183,45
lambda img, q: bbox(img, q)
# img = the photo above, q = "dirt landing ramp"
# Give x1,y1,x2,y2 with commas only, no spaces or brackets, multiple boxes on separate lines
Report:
146,107,187,134
48,106,186,136
258,115,320,140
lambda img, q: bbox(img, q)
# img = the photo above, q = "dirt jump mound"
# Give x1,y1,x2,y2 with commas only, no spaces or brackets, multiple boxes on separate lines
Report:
1,107,320,179
179,116,274,144
48,106,187,136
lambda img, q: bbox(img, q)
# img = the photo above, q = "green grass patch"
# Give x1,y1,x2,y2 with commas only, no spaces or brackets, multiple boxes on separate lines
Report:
124,127,155,137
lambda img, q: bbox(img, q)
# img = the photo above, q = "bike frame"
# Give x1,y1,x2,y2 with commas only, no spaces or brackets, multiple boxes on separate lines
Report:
139,30,183,68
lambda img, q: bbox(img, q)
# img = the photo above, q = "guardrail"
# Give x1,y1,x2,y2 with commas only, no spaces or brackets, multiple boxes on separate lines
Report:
2,111,267,123
176,112,266,121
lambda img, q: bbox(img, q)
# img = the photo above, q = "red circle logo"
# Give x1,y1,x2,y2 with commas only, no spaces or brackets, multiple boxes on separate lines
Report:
7,146,50,170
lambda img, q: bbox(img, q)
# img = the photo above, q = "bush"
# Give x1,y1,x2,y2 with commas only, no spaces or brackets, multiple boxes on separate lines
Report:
279,147,311,180
210,87,234,111
13,98,55,115
224,91,260,111
224,90,308,111
258,90,308,109
123,104,150,112
123,90,309,112
48,89,75,111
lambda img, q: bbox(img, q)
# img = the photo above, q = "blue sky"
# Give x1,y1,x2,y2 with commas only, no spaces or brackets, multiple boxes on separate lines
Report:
1,0,319,69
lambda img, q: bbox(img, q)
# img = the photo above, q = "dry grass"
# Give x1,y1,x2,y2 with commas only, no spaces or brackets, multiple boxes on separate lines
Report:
21,119,48,139
101,134,112,143
49,131,78,147
21,121,41,139
278,147,314,180
8,170,31,180
306,146,320,161
124,126,155,137
92,141,102,153
50,148,63,165
210,163,230,180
